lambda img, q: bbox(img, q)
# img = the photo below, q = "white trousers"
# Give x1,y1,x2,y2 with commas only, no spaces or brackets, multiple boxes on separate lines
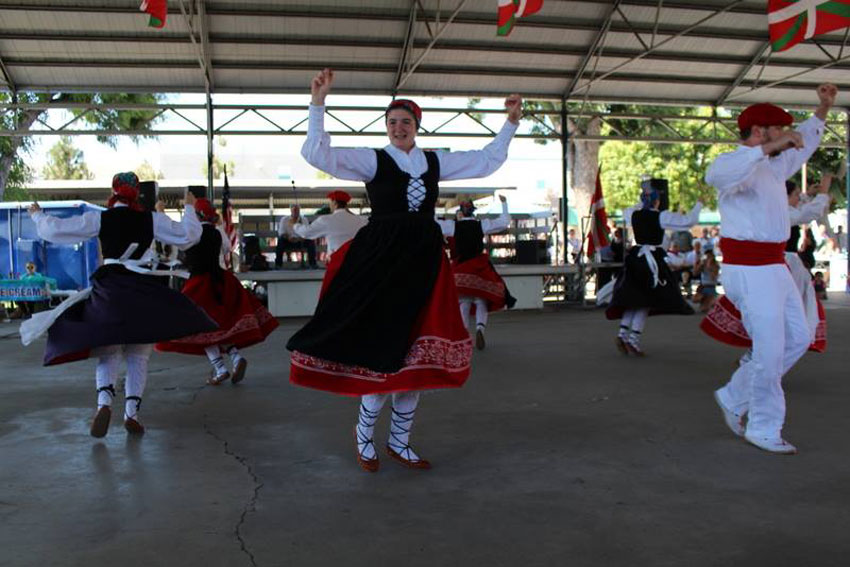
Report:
716,264,810,439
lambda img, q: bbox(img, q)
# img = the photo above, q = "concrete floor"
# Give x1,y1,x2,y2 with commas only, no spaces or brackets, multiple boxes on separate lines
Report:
2,297,850,567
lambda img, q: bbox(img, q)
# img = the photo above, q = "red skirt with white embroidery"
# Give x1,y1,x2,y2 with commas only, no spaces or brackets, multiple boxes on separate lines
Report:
156,270,278,355
290,244,473,397
452,253,508,311
700,294,826,353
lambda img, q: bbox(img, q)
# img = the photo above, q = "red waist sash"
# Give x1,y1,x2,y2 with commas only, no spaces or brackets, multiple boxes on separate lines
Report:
720,237,785,266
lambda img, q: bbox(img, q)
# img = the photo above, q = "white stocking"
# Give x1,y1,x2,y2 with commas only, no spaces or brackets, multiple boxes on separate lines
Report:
123,344,152,420
389,392,422,461
474,298,488,329
356,394,388,460
93,345,121,408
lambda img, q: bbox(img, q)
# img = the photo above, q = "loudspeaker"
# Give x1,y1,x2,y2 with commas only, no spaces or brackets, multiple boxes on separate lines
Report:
640,178,669,211
138,181,158,212
187,185,207,199
515,239,548,264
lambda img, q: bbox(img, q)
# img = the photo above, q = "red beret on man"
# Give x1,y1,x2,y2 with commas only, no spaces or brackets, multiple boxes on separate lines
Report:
327,190,351,204
194,198,220,223
737,103,793,133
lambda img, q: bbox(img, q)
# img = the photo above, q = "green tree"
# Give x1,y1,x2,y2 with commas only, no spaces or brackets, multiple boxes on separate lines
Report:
201,137,235,179
1,92,164,200
134,160,164,181
42,136,94,180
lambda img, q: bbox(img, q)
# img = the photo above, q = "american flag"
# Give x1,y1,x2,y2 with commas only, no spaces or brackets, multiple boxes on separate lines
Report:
221,168,237,269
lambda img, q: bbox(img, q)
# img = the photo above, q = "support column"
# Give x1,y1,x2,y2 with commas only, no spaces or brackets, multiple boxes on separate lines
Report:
560,98,570,266
206,91,214,205
845,109,849,293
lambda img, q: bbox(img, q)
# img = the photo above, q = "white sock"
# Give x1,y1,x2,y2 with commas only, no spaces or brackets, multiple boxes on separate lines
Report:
628,330,642,347
618,325,630,339
124,345,151,421
205,346,228,376
356,394,388,460
226,345,244,367
95,348,121,408
474,298,488,328
388,392,422,462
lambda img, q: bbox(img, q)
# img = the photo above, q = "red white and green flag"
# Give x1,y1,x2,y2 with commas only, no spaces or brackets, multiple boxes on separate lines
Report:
585,166,610,259
140,0,168,29
498,0,544,37
768,0,850,52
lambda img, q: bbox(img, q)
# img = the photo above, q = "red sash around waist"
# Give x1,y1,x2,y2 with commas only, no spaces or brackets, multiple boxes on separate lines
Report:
720,237,786,266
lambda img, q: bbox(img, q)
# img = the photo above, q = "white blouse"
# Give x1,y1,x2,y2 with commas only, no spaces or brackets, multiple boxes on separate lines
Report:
31,204,203,249
301,104,518,189
437,199,510,237
788,193,829,225
294,209,368,254
705,115,825,243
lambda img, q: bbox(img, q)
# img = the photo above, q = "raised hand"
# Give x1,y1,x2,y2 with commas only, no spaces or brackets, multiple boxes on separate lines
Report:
311,68,334,106
815,83,838,120
184,191,197,207
499,194,507,203
504,94,523,124
817,83,838,108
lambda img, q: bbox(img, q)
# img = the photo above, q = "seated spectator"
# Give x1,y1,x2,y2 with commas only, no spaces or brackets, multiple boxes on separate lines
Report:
567,228,581,263
693,250,720,312
275,204,318,269
813,271,828,301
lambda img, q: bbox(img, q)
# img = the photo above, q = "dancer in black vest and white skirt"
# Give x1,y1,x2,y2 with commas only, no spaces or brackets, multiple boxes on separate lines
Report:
287,68,522,472
606,190,702,356
22,173,217,437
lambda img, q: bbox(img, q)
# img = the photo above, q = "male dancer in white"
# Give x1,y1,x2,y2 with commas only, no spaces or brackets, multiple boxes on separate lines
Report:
706,83,837,454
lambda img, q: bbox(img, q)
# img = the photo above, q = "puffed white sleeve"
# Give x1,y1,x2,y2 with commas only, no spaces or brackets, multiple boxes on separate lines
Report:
705,146,767,195
293,216,327,240
481,199,511,234
301,105,378,182
437,120,518,181
660,202,703,230
153,205,203,249
789,193,830,225
436,218,455,237
773,116,826,180
31,210,101,244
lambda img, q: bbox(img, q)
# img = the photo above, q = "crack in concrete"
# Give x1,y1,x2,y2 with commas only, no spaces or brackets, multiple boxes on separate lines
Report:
203,418,263,567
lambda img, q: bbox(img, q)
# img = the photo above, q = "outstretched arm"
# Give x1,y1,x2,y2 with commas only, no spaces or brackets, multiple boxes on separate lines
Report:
301,68,377,181
28,203,100,244
438,95,522,181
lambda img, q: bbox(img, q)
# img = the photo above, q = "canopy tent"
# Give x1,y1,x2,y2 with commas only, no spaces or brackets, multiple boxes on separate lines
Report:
1,1,849,106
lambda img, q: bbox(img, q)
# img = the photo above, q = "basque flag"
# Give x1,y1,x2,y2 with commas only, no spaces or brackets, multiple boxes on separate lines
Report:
768,0,850,52
140,0,167,29
585,166,611,258
497,0,544,37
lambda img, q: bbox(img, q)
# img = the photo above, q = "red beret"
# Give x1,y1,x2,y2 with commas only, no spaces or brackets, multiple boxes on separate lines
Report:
194,198,219,223
737,103,793,133
386,99,422,126
327,190,351,203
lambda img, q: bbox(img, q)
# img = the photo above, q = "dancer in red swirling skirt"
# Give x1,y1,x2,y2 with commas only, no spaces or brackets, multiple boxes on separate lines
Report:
156,199,278,385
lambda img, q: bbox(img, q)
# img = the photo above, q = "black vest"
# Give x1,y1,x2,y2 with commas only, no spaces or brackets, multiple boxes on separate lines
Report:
631,209,665,246
455,219,485,263
99,207,154,260
183,224,223,275
365,149,440,216
786,225,800,252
